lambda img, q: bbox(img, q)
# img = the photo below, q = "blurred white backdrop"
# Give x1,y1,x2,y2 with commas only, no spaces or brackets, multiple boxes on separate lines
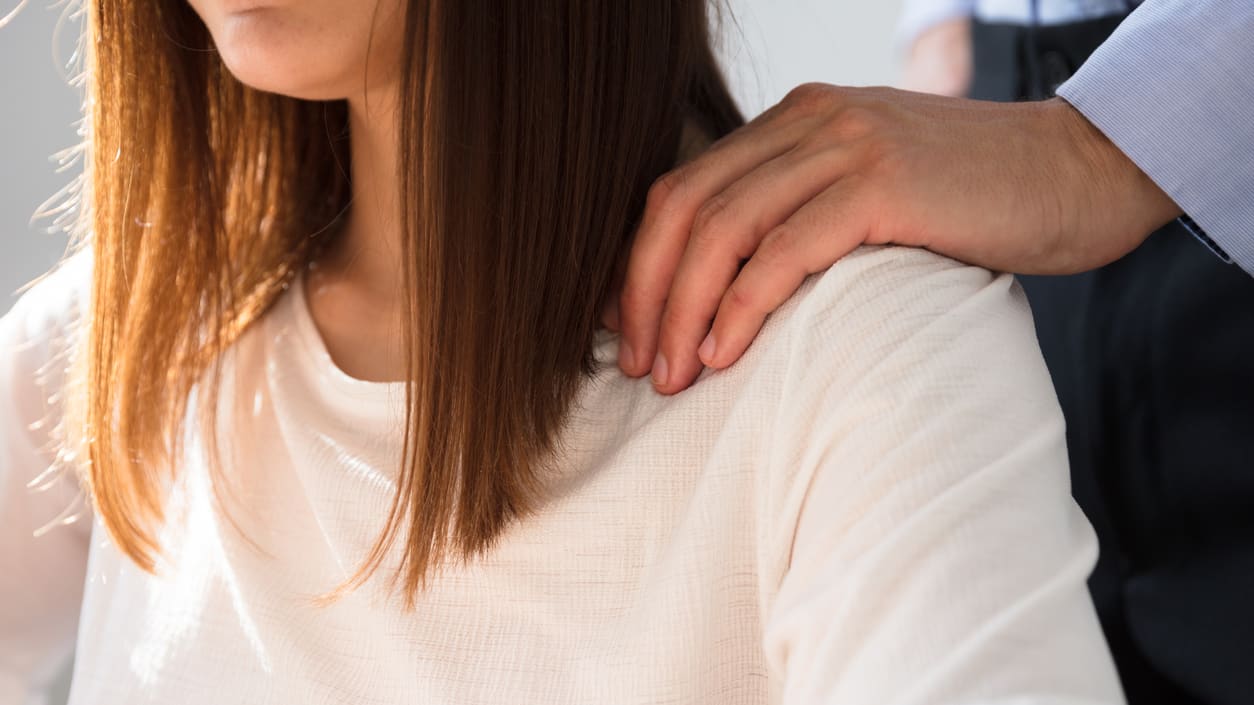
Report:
717,0,904,115
0,1,901,702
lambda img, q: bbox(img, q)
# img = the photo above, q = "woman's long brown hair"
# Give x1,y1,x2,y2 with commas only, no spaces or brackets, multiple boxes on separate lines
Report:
72,0,744,604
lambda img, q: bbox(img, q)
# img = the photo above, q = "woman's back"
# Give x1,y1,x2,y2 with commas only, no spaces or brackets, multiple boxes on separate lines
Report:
1,245,1123,704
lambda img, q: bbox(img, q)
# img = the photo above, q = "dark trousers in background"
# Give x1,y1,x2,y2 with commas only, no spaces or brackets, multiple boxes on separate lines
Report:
971,18,1254,705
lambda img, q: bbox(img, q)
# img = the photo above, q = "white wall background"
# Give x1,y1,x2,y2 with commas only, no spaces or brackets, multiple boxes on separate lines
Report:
717,0,904,116
0,2,901,702
1,1,84,316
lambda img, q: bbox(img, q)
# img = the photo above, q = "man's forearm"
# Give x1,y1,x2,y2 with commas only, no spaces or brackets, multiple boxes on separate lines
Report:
1057,0,1254,274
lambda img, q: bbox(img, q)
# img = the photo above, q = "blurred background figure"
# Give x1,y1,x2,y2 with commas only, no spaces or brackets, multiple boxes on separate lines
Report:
900,0,1141,99
898,3,1254,704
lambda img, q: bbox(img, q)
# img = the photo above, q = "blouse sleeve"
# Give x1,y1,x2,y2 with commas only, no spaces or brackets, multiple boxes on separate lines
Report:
758,247,1125,704
0,254,93,704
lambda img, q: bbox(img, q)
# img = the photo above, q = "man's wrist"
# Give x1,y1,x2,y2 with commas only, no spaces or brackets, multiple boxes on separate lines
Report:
1041,97,1182,263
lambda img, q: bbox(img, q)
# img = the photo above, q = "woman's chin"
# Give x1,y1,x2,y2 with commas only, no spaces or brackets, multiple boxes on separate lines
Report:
217,52,349,102
212,19,352,100
228,72,345,102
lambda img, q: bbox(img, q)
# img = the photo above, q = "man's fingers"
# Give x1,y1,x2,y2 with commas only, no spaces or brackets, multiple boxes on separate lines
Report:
615,115,816,378
700,181,872,370
651,146,850,394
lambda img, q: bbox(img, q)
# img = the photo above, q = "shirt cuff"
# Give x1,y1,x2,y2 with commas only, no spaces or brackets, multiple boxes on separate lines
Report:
1179,215,1233,264
1055,0,1254,275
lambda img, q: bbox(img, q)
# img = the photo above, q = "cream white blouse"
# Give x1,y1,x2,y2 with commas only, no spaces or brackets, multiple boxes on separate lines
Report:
0,246,1124,704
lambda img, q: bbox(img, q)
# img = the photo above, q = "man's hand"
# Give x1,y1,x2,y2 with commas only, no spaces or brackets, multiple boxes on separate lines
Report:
605,84,1182,394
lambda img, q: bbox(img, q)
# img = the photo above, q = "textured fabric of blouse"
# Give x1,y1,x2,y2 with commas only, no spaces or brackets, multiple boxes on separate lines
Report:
0,246,1125,704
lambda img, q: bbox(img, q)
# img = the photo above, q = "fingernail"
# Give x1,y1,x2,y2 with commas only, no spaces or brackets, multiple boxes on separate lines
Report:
651,352,669,387
618,338,635,372
698,332,716,365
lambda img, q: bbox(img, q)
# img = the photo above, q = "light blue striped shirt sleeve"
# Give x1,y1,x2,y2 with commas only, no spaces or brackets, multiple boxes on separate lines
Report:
1056,0,1254,275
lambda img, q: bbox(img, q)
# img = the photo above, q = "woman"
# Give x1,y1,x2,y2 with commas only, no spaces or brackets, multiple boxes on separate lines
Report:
0,0,1122,702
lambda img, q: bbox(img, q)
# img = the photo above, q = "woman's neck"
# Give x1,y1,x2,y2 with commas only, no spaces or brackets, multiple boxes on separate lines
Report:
325,90,405,296
301,87,409,382
302,91,717,383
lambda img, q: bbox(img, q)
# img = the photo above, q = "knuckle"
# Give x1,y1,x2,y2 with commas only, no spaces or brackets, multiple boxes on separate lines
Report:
784,82,839,117
689,195,731,246
754,226,795,270
828,105,879,140
724,278,762,315
646,168,687,216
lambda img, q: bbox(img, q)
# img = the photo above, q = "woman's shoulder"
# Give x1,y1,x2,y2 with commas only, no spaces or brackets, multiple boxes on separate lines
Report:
750,250,1107,704
757,244,1033,376
1,249,92,434
0,249,94,546
707,244,1053,472
789,244,1013,321
2,248,93,348
727,243,1061,478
